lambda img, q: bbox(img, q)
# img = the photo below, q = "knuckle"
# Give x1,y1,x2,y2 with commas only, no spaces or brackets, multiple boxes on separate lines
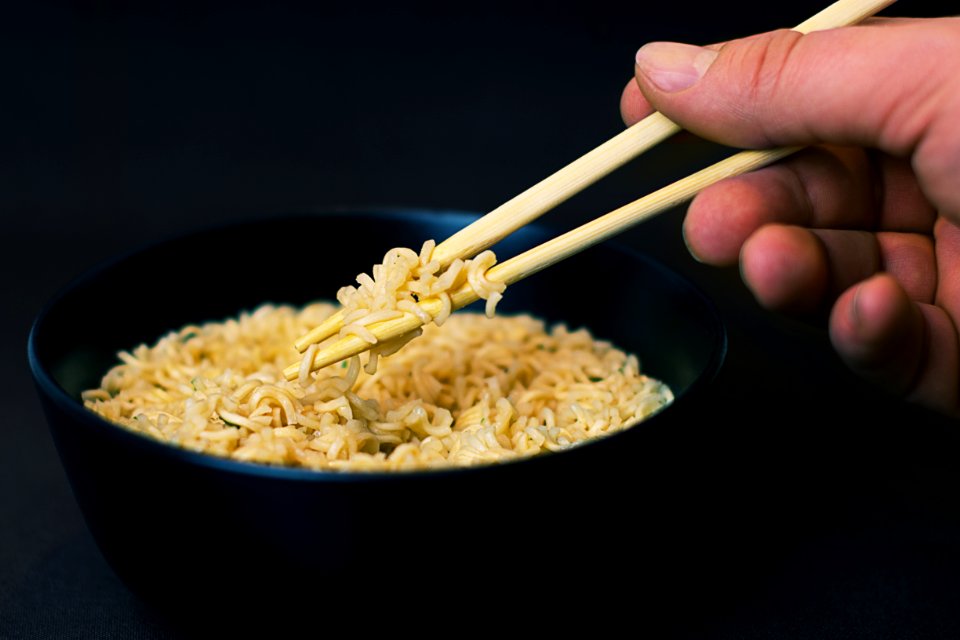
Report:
721,29,806,144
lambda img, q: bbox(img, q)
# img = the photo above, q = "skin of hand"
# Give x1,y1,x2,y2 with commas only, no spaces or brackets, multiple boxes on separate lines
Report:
620,17,960,415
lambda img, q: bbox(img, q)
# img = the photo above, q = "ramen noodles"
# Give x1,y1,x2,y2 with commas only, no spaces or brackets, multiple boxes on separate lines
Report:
83,303,672,470
334,240,505,374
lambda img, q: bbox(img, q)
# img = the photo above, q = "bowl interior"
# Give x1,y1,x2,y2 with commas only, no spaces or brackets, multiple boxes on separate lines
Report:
34,210,724,416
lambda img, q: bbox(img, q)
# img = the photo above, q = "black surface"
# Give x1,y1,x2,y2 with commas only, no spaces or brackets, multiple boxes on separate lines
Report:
4,0,960,637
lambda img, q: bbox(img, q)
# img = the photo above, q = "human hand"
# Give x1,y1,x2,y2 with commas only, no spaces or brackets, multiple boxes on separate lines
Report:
620,18,960,415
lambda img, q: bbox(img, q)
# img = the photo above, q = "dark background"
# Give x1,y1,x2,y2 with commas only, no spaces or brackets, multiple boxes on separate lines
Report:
3,0,960,637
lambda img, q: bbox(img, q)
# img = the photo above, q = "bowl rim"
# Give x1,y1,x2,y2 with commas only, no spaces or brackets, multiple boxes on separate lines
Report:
27,208,727,483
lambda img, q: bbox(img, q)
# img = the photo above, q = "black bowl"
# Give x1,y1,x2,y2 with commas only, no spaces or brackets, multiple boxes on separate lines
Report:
29,210,724,608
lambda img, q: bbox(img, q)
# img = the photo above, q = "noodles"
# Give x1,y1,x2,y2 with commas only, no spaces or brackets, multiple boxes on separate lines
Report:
83,303,673,471
335,241,506,372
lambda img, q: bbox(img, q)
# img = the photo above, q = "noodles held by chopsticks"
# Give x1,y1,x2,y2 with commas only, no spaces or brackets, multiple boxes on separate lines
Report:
336,240,506,373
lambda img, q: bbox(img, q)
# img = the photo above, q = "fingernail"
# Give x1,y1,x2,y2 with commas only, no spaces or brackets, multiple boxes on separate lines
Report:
681,223,704,263
850,282,864,327
635,42,718,93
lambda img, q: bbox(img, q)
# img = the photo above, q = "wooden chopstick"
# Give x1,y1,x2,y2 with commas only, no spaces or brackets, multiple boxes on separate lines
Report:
286,0,897,377
283,146,799,380
486,148,800,285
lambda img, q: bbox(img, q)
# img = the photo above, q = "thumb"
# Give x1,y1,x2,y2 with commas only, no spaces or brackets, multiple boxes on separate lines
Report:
633,19,960,154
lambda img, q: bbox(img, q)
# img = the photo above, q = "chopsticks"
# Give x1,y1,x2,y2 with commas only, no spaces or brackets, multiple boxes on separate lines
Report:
282,146,798,380
292,112,682,352
285,0,897,381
